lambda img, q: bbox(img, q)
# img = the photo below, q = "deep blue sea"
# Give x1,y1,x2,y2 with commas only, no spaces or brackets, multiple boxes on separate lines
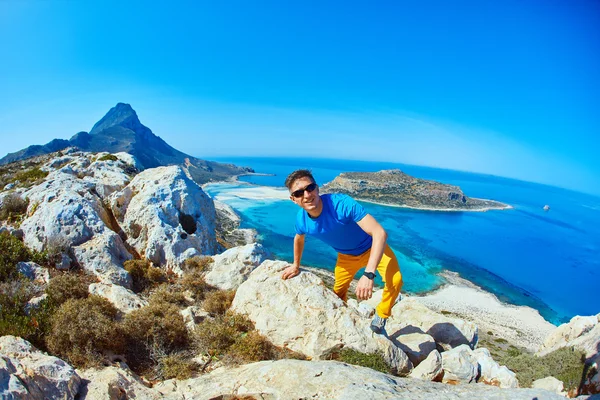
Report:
204,157,600,325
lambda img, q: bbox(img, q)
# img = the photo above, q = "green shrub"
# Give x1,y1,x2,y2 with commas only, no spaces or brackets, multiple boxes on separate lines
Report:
498,346,586,390
155,352,198,380
0,233,47,281
0,194,29,223
0,278,55,350
202,289,236,316
335,348,391,374
15,167,48,184
181,256,213,272
98,154,118,162
122,299,190,372
124,259,166,293
148,284,188,308
46,295,124,368
193,312,254,357
224,331,275,365
46,273,90,307
180,270,215,302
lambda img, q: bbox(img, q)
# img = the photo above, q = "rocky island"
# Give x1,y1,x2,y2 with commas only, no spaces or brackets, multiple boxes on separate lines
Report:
321,169,512,211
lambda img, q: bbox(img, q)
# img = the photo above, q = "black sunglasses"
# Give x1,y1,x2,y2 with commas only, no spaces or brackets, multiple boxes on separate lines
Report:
291,182,317,198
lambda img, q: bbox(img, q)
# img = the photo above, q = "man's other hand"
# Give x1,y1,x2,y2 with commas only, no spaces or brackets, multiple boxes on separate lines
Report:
282,265,300,280
356,276,374,300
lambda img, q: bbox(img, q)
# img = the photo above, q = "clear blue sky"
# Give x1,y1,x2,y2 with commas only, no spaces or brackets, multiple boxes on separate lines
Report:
1,1,598,195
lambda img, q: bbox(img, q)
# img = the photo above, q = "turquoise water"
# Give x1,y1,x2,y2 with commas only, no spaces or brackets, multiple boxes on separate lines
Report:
204,157,600,325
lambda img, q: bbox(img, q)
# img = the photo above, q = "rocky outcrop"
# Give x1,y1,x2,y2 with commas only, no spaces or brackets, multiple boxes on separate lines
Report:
110,166,218,272
409,350,443,381
153,359,566,400
321,170,511,211
538,314,600,358
204,243,269,290
366,294,479,351
231,260,413,375
0,336,81,400
473,347,519,388
19,159,134,286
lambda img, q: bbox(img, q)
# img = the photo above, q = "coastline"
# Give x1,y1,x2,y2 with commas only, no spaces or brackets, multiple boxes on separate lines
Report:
413,271,556,351
219,178,513,212
353,196,513,212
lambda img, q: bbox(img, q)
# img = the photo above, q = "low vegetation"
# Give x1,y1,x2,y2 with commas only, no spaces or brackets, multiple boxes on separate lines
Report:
98,154,118,162
0,194,29,223
480,332,587,391
327,347,392,374
123,259,166,293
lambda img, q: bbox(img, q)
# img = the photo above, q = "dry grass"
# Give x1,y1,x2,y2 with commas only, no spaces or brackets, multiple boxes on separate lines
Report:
0,193,29,223
46,295,124,368
124,259,166,293
203,289,236,316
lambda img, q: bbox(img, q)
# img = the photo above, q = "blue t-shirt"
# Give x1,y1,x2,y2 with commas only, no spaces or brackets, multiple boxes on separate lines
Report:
295,193,372,256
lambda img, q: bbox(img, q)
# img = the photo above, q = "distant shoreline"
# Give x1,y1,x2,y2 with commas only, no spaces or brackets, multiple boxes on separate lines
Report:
356,197,513,212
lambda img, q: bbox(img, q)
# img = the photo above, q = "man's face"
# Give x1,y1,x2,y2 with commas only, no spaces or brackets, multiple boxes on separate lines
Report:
289,176,321,213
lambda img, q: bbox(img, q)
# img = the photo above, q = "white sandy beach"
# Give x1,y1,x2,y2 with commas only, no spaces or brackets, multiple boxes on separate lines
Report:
413,271,556,351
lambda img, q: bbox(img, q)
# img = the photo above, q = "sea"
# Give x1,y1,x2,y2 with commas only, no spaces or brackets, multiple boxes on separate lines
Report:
203,157,600,325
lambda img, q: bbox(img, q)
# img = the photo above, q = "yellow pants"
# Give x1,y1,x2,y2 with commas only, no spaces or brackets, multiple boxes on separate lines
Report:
333,244,403,319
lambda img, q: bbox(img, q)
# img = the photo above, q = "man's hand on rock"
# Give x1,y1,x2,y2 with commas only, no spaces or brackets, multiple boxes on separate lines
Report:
356,276,374,300
282,264,300,280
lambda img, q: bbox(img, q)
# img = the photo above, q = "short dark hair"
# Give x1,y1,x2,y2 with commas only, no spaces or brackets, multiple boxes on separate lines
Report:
285,169,315,189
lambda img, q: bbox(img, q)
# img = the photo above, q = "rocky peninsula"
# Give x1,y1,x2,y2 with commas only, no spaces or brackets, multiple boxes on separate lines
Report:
321,169,511,211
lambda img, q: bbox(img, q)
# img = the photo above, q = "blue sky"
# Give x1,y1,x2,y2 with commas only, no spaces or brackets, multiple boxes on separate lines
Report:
1,1,598,195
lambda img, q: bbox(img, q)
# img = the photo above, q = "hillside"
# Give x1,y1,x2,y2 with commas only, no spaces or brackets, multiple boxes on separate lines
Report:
0,103,252,184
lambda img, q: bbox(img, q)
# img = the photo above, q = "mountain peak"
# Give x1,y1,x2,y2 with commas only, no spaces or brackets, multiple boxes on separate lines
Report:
89,102,142,135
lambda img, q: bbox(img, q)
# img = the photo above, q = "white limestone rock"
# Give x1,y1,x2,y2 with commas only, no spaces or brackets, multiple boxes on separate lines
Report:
16,262,49,285
531,376,565,395
77,366,161,399
393,332,437,366
154,359,567,400
409,349,443,381
21,170,111,252
473,347,519,388
441,344,479,384
0,336,81,400
231,260,412,375
89,283,147,314
110,166,218,271
204,243,269,290
72,231,132,287
375,295,478,351
538,314,600,358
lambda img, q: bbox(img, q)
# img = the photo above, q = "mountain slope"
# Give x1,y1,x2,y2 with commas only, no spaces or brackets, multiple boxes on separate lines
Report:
0,103,251,183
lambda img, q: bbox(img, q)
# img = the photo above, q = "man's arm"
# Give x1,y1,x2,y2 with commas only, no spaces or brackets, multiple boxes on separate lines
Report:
282,233,305,279
355,214,388,300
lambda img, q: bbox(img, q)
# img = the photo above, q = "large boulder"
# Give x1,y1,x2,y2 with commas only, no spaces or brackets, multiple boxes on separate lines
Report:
473,348,518,388
440,344,479,384
20,170,132,286
110,166,218,271
204,243,269,290
0,336,81,400
409,349,443,381
153,359,567,400
369,294,478,351
393,332,437,366
231,260,412,375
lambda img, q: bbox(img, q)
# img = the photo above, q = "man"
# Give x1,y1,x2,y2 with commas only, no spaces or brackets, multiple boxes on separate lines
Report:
281,169,403,334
